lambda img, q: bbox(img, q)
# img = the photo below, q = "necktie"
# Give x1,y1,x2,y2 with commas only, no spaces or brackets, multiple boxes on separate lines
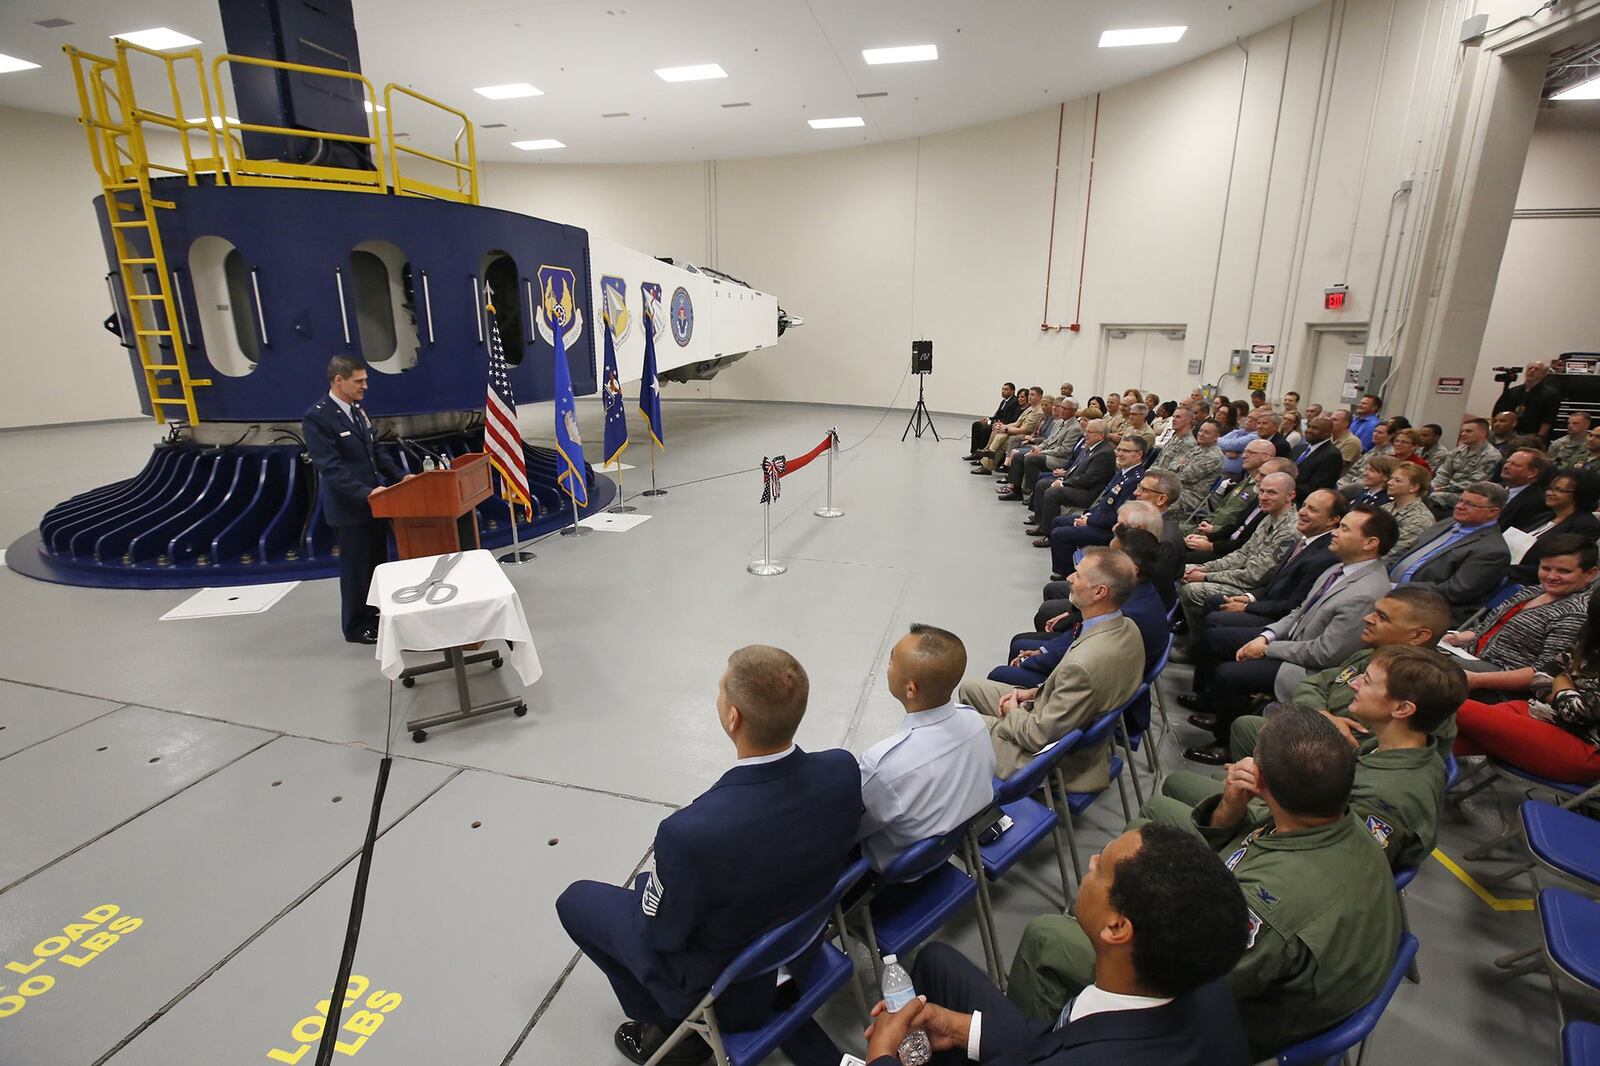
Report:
1288,567,1344,638
1055,995,1078,1030
1285,537,1308,564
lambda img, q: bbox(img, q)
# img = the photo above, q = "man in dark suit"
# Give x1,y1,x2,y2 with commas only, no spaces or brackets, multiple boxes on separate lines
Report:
1495,447,1554,531
1027,435,1143,538
966,382,1023,459
1389,481,1512,621
557,646,863,1066
862,824,1250,1065
1027,421,1115,522
1291,416,1343,498
302,356,408,644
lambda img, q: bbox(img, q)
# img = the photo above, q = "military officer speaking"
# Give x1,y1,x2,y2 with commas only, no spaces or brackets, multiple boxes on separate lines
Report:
303,356,411,644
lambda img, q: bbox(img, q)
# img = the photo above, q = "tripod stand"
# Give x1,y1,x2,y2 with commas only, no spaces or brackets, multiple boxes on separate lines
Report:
902,371,940,441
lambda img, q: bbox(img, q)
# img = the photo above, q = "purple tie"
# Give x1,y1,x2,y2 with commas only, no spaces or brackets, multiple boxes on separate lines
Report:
1290,567,1345,637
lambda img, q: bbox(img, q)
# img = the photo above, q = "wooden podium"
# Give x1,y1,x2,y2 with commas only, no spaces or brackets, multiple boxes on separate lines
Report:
369,452,493,560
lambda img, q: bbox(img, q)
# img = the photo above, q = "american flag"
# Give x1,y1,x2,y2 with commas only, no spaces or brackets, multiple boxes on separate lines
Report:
483,286,531,510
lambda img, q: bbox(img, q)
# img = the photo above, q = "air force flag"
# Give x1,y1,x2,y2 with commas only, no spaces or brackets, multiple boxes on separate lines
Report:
639,284,665,448
551,318,588,507
602,306,629,464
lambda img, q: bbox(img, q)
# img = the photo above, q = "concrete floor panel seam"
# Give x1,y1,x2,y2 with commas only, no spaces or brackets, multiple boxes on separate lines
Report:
0,733,280,897
0,703,128,763
386,754,685,811
90,765,465,1065
839,573,913,751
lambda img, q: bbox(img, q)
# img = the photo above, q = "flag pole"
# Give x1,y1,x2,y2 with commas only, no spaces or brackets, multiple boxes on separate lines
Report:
609,456,636,514
498,472,535,563
560,488,592,537
643,442,667,497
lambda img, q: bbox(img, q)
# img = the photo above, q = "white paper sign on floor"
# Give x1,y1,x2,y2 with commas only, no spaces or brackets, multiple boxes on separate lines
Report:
596,460,635,472
161,582,299,620
578,513,653,533
0,549,7,568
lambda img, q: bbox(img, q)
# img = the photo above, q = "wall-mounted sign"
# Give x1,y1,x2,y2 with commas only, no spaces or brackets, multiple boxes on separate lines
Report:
1249,343,1276,369
1248,371,1269,391
1435,377,1464,395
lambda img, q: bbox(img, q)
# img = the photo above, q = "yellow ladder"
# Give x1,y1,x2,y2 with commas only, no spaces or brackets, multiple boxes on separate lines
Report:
66,45,212,425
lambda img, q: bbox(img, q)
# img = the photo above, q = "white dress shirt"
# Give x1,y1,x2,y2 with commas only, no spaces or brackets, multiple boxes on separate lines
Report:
966,983,1173,1059
857,701,996,871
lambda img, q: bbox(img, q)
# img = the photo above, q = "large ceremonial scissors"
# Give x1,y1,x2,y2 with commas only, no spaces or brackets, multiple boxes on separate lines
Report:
391,552,463,605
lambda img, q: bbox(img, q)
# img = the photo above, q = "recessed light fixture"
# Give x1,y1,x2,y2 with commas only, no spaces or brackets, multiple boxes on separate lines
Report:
1098,26,1187,48
474,82,542,100
512,138,565,150
601,111,631,118
721,101,751,108
363,101,385,113
480,122,507,129
862,44,937,65
34,18,75,29
856,91,889,99
0,53,41,74
808,116,865,129
113,28,202,51
655,63,727,82
1552,75,1600,101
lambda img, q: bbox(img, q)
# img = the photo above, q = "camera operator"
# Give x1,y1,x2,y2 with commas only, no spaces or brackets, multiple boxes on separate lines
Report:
1493,361,1562,440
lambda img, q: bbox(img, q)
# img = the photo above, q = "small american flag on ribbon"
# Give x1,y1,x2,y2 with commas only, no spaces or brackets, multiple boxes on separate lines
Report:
829,427,841,453
482,285,531,511
759,456,787,504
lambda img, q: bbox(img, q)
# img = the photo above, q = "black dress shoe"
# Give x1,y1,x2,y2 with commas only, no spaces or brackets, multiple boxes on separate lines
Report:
997,492,1022,501
971,468,991,475
1184,744,1231,766
1187,712,1218,730
961,452,980,461
1175,693,1207,713
347,628,379,645
1024,527,1045,537
615,1021,711,1066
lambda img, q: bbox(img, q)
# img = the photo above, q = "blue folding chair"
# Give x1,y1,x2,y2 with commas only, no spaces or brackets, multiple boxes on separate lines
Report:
644,858,872,1066
1393,865,1422,984
1495,887,1600,1029
1444,752,1460,790
1565,1021,1600,1065
1482,576,1528,613
1458,761,1600,885
1062,698,1142,832
850,808,994,992
1273,932,1419,1065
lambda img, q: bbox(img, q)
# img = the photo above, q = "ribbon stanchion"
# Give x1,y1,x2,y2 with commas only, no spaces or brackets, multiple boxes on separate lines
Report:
747,429,846,577
814,428,844,519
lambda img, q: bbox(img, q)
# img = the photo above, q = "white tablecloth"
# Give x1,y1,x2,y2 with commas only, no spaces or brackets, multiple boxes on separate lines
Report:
367,549,541,685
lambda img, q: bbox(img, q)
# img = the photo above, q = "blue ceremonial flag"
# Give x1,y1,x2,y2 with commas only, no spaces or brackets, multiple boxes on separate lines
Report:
551,319,588,507
601,311,629,464
639,286,665,448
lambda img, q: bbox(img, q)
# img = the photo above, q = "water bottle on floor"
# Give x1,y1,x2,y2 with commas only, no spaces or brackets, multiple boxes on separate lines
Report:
880,954,932,1065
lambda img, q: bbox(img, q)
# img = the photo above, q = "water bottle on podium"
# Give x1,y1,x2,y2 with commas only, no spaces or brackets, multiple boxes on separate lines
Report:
880,955,931,1065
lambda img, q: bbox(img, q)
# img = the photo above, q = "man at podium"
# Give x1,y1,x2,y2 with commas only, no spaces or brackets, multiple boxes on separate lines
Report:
304,356,410,644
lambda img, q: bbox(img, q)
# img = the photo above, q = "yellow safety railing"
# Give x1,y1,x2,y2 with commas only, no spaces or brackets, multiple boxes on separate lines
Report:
384,84,480,205
211,54,387,193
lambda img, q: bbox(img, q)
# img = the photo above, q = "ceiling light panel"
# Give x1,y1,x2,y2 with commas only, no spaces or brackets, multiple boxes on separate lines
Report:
113,28,202,50
0,53,42,74
474,82,542,100
512,139,565,150
1098,26,1187,48
655,63,727,82
862,44,937,65
808,116,865,129
363,101,385,113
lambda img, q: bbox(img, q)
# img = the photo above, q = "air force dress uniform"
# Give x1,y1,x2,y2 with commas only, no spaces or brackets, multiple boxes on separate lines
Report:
302,394,405,641
557,747,863,1029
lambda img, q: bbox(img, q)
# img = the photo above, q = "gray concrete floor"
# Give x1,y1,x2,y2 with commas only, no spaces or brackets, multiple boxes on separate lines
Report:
0,399,1588,1064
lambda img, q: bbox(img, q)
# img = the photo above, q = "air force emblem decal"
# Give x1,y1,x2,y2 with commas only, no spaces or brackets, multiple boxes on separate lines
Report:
670,285,694,347
641,282,666,340
601,275,631,346
537,265,584,349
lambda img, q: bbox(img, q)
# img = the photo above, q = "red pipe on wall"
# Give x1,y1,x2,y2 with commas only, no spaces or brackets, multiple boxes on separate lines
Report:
1069,93,1101,333
1040,94,1100,332
1041,102,1066,329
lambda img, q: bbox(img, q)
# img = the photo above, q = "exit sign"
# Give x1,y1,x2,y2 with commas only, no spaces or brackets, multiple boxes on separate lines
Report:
1325,284,1349,311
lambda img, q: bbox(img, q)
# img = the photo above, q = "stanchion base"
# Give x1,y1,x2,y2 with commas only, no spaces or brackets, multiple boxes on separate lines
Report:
559,525,594,537
609,504,638,514
747,560,788,577
499,550,536,564
813,507,845,518
641,489,669,497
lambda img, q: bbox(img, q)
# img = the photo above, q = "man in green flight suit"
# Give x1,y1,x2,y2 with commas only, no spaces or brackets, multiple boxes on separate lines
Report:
1147,644,1467,871
1008,710,1400,1061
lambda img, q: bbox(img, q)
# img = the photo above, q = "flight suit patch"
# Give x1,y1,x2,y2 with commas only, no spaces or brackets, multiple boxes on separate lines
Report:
1245,910,1262,949
1365,815,1393,849
1255,885,1280,907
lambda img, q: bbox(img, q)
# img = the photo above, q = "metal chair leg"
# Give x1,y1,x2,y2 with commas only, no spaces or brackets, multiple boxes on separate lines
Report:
1398,892,1420,984
1119,725,1147,808
1038,781,1075,911
835,903,872,1021
1478,859,1537,889
964,834,1005,988
1052,771,1085,886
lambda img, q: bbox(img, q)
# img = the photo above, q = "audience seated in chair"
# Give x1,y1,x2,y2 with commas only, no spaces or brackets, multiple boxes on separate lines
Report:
1389,481,1511,622
975,388,1046,472
1179,503,1398,764
556,646,863,1066
857,624,997,872
1035,501,1178,624
1152,644,1467,871
959,548,1145,787
1381,461,1435,566
1008,711,1401,1062
863,825,1251,1065
1025,419,1116,517
1508,468,1600,585
1495,447,1555,532
1043,469,1182,582
1176,472,1301,640
1178,441,1281,554
1292,416,1344,498
964,382,1023,460
1454,590,1600,785
1427,418,1501,513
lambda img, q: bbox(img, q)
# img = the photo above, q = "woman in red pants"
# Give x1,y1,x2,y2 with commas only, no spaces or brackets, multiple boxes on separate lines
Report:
1454,592,1600,784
